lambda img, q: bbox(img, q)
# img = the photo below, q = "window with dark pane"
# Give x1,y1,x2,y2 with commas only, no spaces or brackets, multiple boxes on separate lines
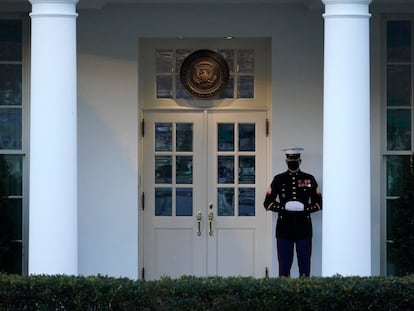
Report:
156,49,173,74
239,188,255,216
176,156,192,184
156,76,173,98
218,156,234,184
175,49,193,99
387,109,411,151
176,188,192,216
155,156,172,184
1,20,23,151
239,156,255,184
155,188,172,216
384,17,414,277
0,20,22,61
175,49,192,73
386,155,410,197
176,123,193,152
218,187,234,216
236,50,254,98
0,19,23,275
387,64,411,107
155,123,172,151
239,123,255,151
387,20,411,62
218,123,234,151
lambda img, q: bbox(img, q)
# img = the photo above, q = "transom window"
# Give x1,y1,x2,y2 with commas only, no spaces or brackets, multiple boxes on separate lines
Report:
155,49,255,99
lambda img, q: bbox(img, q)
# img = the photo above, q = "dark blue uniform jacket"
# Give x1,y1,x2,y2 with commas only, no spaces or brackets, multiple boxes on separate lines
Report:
263,170,322,240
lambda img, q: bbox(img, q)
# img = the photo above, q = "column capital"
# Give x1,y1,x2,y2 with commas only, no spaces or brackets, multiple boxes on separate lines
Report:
29,0,78,18
29,0,78,4
322,0,371,4
322,0,371,18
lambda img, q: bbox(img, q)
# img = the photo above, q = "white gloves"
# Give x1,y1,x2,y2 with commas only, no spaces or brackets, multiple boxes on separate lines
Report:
285,201,304,211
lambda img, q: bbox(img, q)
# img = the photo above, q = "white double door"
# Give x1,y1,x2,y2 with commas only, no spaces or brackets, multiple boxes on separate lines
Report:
142,110,268,280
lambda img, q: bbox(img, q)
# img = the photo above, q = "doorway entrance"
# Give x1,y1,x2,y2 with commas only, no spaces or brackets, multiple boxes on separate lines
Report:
142,110,267,279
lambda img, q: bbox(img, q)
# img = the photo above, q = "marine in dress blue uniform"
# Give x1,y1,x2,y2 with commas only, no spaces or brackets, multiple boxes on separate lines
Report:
263,148,322,277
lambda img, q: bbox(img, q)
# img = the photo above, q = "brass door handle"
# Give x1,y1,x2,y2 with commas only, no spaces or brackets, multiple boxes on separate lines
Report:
196,211,202,236
208,212,214,236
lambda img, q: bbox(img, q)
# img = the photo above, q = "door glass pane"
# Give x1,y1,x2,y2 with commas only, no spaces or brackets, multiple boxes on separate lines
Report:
155,156,172,184
0,107,22,150
176,188,192,216
0,64,22,106
218,123,234,151
176,123,193,151
218,188,234,216
155,123,172,151
176,156,192,184
239,188,255,216
386,155,410,196
387,20,411,63
155,188,172,216
218,156,234,184
239,123,255,151
387,109,411,150
239,156,255,184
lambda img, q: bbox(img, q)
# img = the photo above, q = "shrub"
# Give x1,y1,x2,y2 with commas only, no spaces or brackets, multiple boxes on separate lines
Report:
0,274,413,310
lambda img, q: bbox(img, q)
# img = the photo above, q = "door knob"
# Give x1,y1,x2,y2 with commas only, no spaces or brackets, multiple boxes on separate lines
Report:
196,211,202,236
208,212,214,236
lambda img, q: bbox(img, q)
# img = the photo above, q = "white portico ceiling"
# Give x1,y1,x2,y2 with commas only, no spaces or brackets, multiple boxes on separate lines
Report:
0,0,413,11
76,0,323,10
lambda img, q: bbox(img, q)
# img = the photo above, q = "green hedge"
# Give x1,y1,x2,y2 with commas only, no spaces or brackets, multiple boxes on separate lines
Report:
0,274,414,310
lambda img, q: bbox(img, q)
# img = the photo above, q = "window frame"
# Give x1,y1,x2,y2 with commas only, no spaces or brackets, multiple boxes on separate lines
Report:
0,14,29,275
381,14,414,276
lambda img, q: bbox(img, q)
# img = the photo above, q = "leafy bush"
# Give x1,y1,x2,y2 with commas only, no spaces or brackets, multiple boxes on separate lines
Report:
0,274,413,310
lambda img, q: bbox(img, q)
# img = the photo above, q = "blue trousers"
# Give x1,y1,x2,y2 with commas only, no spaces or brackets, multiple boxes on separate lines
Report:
277,238,312,277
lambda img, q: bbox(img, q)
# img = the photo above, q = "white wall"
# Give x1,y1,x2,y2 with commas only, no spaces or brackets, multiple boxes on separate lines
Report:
76,3,380,277
270,8,324,277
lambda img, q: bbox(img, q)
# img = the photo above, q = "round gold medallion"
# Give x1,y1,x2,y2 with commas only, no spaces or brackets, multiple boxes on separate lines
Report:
180,50,229,99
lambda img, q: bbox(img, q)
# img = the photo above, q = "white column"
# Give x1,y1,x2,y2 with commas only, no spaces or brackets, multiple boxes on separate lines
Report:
322,0,372,276
28,0,78,275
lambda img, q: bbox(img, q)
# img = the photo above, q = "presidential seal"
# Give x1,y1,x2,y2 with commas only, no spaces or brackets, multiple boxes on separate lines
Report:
180,49,229,99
